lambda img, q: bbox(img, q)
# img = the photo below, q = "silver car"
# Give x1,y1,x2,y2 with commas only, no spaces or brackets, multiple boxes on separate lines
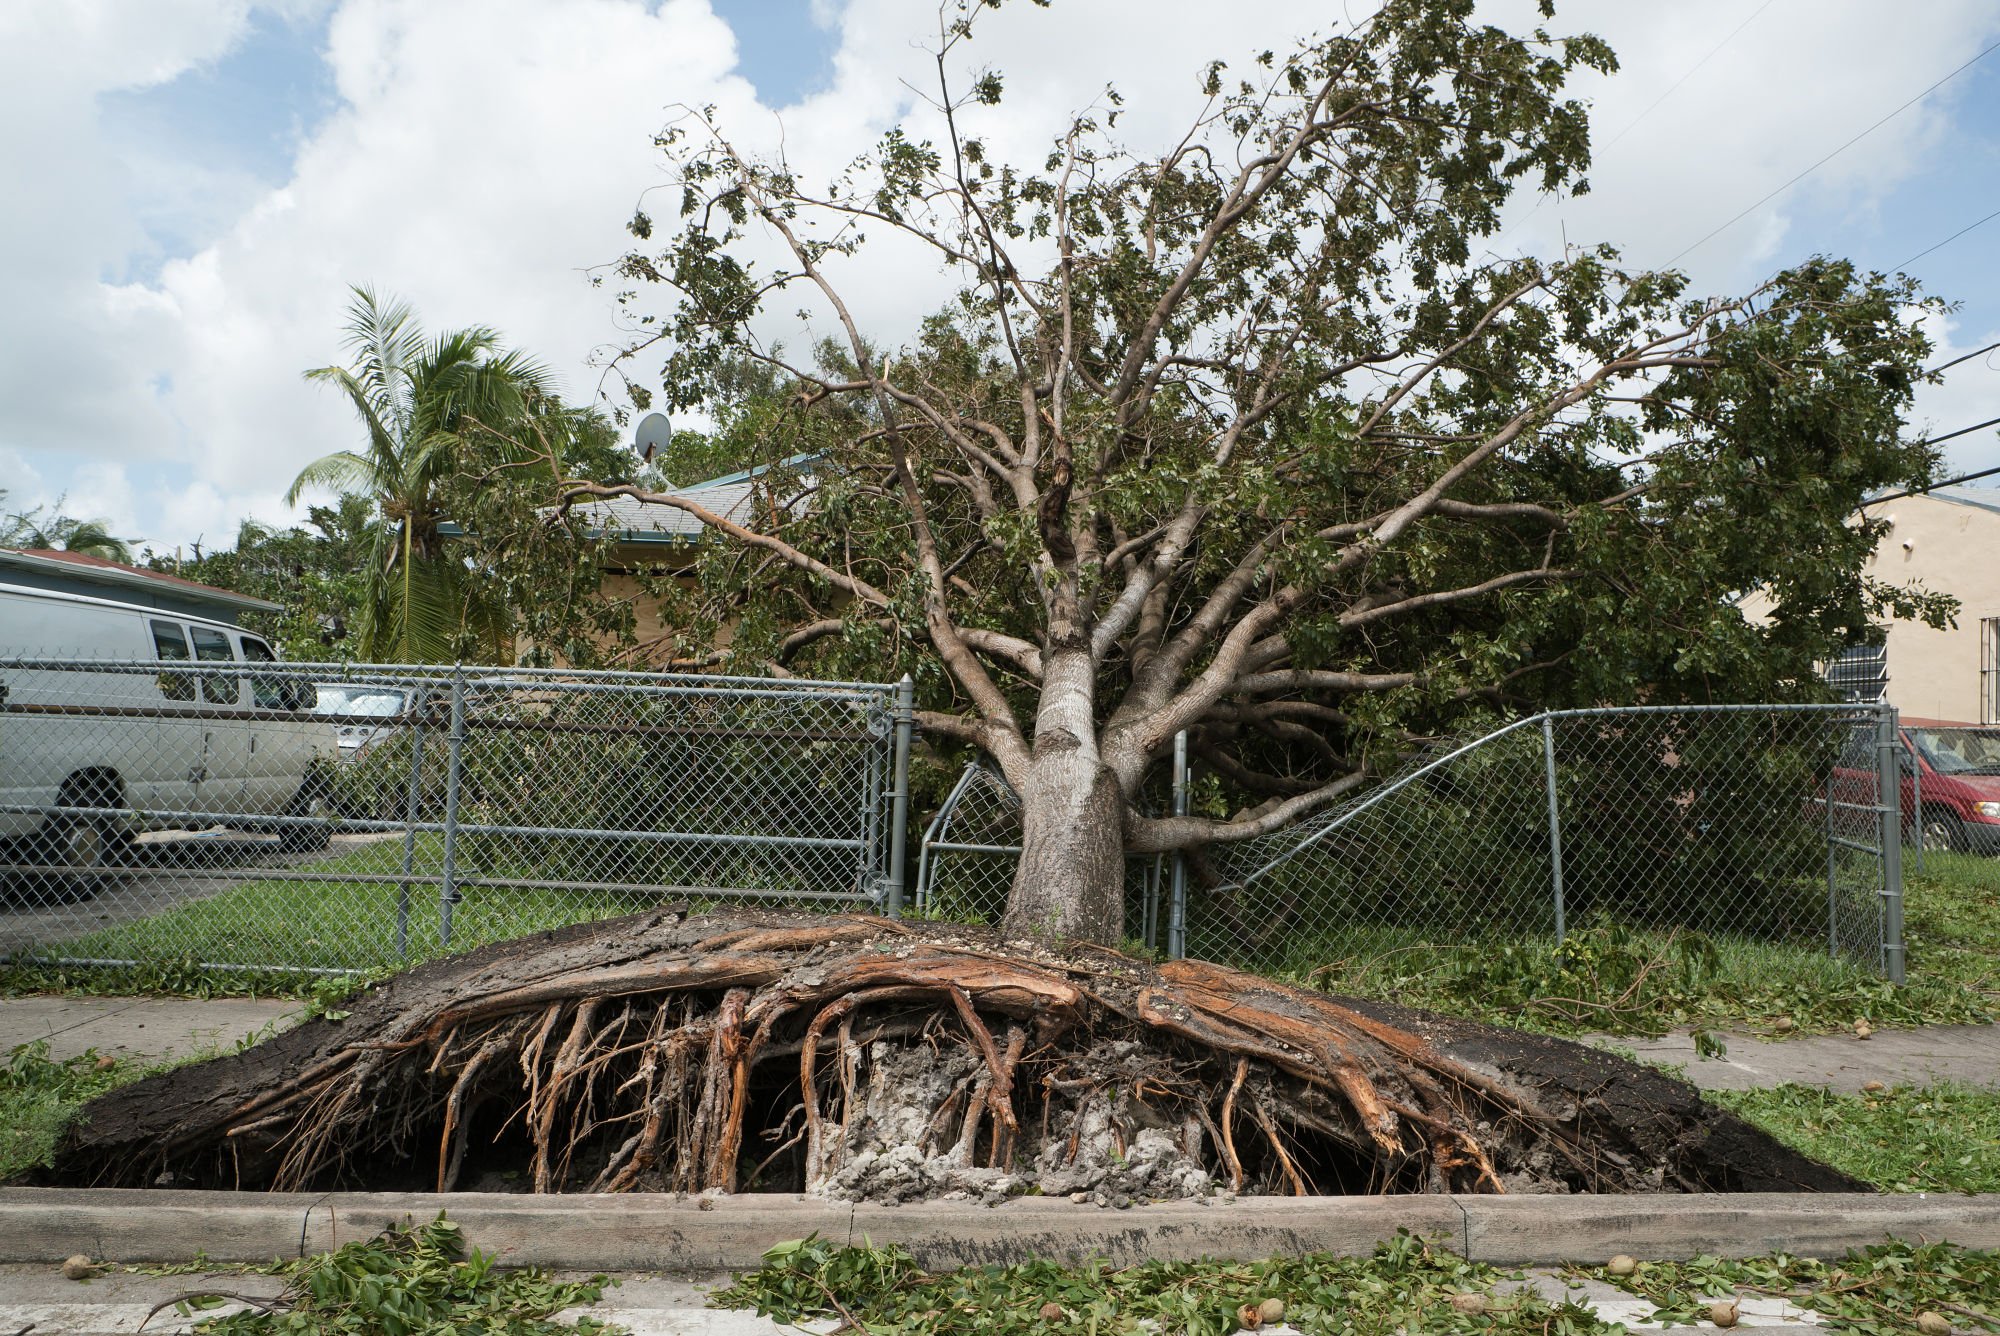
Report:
312,683,411,764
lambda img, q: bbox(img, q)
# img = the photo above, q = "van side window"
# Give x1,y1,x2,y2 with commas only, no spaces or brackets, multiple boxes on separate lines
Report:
190,627,240,705
240,636,287,709
150,620,196,702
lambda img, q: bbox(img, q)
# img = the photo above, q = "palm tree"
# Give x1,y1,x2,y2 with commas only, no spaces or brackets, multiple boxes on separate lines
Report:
289,288,557,662
0,493,137,562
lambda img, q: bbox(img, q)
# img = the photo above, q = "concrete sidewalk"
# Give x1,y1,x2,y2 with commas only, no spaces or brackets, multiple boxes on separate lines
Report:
6,1191,1998,1333
0,995,301,1067
1581,1022,2000,1093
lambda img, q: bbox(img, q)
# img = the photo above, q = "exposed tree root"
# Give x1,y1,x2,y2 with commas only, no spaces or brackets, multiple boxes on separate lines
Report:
37,911,1861,1198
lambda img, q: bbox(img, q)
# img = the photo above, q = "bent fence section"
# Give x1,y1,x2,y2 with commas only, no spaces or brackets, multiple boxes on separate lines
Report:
917,703,1908,980
0,658,912,976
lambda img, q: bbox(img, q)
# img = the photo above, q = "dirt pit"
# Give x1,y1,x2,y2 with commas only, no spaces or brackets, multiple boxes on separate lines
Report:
33,910,1862,1200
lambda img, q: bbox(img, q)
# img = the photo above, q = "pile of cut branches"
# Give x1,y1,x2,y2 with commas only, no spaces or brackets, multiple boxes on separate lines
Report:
36,911,1858,1198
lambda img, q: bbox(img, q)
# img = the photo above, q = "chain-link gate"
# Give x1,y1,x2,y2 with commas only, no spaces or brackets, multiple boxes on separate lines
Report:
0,657,913,976
916,703,1909,979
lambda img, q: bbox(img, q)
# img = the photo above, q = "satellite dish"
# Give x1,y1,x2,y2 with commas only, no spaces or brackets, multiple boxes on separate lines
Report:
634,412,672,463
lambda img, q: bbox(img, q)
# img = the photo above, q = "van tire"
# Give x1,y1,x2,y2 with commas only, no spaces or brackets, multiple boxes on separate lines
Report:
1922,809,1966,854
280,779,334,854
26,816,115,904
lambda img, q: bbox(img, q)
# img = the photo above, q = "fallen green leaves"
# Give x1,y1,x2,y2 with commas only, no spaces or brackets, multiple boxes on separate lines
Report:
712,1232,1613,1336
172,1214,621,1335
0,1039,131,1180
1300,920,1991,1039
1709,1082,2000,1195
1584,1240,2000,1336
717,1236,2000,1336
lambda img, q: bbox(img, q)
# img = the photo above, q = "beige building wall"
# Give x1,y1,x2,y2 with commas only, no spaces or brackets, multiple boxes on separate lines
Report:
1743,487,2000,725
1868,493,1998,724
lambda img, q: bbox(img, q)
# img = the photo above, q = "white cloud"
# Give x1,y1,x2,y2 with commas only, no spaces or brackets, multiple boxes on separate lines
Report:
5,0,2000,550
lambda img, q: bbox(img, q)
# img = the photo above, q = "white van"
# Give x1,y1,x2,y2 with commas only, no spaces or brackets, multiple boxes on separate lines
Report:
0,582,339,896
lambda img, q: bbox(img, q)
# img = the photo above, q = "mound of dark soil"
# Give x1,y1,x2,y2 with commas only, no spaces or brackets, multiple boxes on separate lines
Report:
35,911,1860,1199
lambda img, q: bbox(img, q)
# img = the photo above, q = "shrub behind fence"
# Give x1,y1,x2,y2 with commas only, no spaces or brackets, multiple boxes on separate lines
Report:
918,703,1904,979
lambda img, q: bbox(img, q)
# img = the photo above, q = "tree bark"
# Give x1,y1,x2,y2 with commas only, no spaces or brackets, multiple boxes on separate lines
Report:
1001,647,1125,944
1003,751,1126,944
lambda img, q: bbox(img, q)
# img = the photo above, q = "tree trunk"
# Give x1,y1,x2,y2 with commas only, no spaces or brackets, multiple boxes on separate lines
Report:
1001,646,1126,944
1003,751,1126,944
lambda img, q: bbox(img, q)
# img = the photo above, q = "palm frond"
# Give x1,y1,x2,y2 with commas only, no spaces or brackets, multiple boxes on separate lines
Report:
302,366,402,475
53,519,135,563
285,450,379,508
340,286,425,439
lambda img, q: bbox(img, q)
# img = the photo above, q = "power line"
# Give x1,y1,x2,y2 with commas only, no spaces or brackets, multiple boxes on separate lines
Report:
1919,415,2000,450
1485,4,1775,256
1929,337,2000,376
1601,0,1778,151
1894,203,2000,271
1869,417,2000,503
1666,35,2000,267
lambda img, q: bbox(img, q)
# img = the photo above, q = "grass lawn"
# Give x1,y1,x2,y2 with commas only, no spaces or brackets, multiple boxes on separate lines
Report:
1710,1082,2000,1195
5,835,1995,1045
5,834,718,986
719,1233,2000,1336
1278,846,2000,1038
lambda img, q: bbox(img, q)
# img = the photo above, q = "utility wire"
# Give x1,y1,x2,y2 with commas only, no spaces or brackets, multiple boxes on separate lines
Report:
1869,418,2000,503
1485,4,1775,256
1918,415,2000,450
1894,203,2000,271
1601,0,1778,151
1666,35,2000,266
1929,337,2000,376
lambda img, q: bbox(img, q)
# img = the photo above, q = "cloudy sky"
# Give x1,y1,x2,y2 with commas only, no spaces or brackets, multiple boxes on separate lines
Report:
5,0,2000,557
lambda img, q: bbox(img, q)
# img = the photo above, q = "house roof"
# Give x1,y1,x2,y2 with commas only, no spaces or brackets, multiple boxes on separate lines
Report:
1898,484,2000,519
0,548,283,614
552,454,819,547
564,477,760,545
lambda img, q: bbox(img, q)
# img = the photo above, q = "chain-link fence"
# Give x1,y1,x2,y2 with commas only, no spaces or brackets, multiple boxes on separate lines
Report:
1,656,912,976
917,703,1908,980
914,756,1178,950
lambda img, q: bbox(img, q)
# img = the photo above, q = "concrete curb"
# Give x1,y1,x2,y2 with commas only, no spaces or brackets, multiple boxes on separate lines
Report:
5,1189,1999,1270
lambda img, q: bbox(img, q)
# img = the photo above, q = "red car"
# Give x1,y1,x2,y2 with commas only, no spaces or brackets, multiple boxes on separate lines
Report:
1835,718,2000,853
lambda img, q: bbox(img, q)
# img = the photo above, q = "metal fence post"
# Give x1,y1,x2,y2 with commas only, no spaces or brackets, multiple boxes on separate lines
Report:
1167,729,1190,960
1540,714,1567,945
394,684,429,961
882,676,915,917
438,666,468,948
1825,722,1840,961
1877,700,1907,984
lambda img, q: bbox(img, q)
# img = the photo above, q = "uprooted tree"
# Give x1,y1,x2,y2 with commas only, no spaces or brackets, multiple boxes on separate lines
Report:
580,0,1948,944
37,2,1938,1202
43,910,1859,1198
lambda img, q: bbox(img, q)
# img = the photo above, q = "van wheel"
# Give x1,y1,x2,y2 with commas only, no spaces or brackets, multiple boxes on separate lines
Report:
27,817,115,904
1922,810,1966,854
281,781,334,854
